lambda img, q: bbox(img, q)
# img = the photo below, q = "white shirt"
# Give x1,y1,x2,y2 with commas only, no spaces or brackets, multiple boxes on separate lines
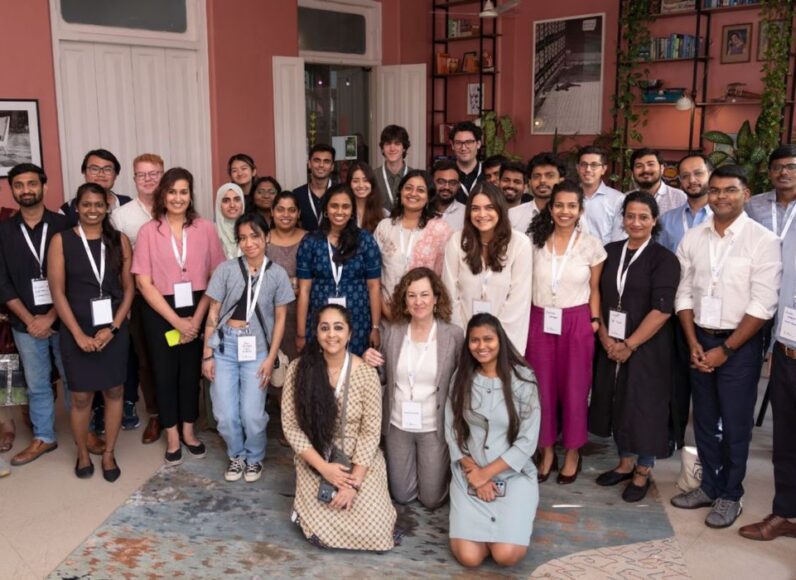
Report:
509,201,542,234
615,182,688,240
532,232,606,308
583,181,624,244
675,212,781,328
440,201,466,232
391,337,438,432
110,198,153,247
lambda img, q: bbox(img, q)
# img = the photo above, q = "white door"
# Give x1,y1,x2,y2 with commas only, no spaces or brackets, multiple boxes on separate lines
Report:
272,56,307,191
372,64,427,170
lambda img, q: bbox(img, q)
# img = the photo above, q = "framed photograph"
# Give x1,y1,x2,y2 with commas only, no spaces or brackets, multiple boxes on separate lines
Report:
467,83,484,116
757,20,786,61
721,23,752,64
659,0,695,14
331,135,358,160
531,13,604,135
461,51,479,73
0,100,42,178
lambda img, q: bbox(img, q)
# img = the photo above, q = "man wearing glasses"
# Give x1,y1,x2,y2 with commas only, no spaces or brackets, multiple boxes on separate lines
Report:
745,145,796,238
431,159,466,231
576,146,624,245
448,121,483,202
60,149,132,225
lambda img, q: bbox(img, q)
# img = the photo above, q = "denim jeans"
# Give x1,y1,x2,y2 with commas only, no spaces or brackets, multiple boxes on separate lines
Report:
619,448,655,468
210,326,268,463
12,329,69,444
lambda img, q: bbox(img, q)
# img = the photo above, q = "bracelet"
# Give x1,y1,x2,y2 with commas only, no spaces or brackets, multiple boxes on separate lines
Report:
202,355,214,362
372,326,380,331
591,317,601,326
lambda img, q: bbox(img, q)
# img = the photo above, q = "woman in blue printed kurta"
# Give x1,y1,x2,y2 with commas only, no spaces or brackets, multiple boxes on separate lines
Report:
296,185,382,356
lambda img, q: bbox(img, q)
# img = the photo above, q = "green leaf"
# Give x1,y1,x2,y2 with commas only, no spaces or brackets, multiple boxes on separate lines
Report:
707,151,730,167
702,131,734,146
736,121,754,151
749,146,768,165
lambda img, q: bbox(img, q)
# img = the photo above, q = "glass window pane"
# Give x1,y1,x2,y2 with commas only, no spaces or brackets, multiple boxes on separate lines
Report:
60,0,187,33
298,8,366,55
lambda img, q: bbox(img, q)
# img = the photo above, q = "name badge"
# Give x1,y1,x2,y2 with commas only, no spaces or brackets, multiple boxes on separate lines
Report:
31,278,52,306
543,307,562,335
328,296,347,308
401,401,423,430
472,299,492,315
237,335,257,361
778,306,796,343
699,295,723,328
91,297,114,326
173,281,194,308
608,309,627,340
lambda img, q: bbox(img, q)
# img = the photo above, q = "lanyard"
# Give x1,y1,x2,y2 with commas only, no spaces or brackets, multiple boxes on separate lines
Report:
459,163,482,197
480,267,492,300
550,230,578,301
771,200,796,240
399,225,417,269
170,227,188,276
708,220,746,294
327,240,343,295
307,179,332,224
20,222,48,278
78,224,106,297
334,352,351,398
244,258,268,324
382,164,407,205
405,321,437,399
616,238,651,308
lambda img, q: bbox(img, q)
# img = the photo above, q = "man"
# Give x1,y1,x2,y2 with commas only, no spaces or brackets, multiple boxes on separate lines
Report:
374,125,412,211
508,152,565,233
293,144,335,232
672,165,781,529
499,160,531,210
0,164,70,466
576,146,624,244
431,159,466,231
629,148,687,214
483,154,506,187
745,145,796,239
449,121,482,202
60,149,132,224
111,153,164,444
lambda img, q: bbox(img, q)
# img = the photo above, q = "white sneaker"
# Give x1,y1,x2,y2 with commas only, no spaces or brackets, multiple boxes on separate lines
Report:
0,457,10,478
224,457,245,482
244,461,263,483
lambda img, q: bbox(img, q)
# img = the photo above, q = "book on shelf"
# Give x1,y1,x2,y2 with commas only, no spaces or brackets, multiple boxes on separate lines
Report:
639,34,704,61
447,18,479,39
702,0,759,8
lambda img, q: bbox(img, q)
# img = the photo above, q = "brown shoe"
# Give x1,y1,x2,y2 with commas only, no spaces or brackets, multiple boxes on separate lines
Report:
87,431,106,455
739,514,796,541
10,439,58,466
142,416,162,445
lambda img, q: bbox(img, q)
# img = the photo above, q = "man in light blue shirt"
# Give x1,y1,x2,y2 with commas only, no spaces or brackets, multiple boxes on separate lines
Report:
658,154,713,254
745,145,796,239
577,146,624,244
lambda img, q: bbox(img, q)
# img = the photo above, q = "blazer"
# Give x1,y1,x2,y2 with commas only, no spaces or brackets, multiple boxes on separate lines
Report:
380,319,464,441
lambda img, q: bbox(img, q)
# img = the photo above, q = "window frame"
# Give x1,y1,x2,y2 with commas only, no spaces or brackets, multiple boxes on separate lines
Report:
298,0,381,66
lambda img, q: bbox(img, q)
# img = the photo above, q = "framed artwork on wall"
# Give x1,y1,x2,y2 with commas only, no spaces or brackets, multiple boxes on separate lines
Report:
531,13,604,135
467,83,483,116
0,100,42,178
721,23,752,64
757,20,785,61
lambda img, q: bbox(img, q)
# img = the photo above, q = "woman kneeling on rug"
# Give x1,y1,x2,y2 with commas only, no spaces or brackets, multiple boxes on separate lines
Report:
281,304,397,550
446,313,540,568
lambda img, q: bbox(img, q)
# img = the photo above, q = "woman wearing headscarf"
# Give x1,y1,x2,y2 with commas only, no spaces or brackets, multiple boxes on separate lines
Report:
215,183,246,260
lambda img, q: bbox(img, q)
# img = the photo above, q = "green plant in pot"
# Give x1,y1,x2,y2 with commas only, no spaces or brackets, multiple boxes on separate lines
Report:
480,111,518,159
703,119,770,194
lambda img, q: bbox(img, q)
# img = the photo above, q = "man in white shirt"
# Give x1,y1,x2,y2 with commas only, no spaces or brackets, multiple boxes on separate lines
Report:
745,144,796,237
577,146,624,244
374,125,412,211
498,159,531,210
509,152,565,234
449,121,482,203
671,165,781,529
432,159,466,231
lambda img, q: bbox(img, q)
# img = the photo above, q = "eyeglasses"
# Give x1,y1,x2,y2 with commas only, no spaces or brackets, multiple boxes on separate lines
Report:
452,139,477,149
86,165,116,176
434,178,460,188
708,186,743,196
578,162,604,170
134,171,163,181
770,163,796,174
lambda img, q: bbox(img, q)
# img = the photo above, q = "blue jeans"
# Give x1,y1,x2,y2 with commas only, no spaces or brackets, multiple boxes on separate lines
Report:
210,326,268,463
620,449,655,468
12,329,69,444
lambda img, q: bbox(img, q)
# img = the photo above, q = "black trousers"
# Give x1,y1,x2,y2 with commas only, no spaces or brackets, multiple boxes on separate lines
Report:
771,343,796,518
670,317,692,447
140,293,203,429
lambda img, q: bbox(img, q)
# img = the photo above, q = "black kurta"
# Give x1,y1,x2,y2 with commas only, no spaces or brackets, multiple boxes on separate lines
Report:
589,240,680,458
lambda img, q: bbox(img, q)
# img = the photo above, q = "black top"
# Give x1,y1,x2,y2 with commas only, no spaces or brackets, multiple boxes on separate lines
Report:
293,183,332,232
0,210,70,331
455,161,483,204
59,192,132,227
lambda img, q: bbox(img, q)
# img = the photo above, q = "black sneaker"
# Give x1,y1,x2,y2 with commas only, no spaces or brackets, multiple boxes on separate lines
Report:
184,440,206,459
122,401,140,430
244,461,263,483
164,447,183,466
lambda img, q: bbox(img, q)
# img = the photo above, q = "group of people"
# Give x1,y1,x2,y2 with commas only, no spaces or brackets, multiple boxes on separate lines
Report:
0,121,794,567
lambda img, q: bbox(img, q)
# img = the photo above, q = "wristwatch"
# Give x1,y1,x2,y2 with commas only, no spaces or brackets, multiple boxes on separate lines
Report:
721,342,736,357
110,325,119,335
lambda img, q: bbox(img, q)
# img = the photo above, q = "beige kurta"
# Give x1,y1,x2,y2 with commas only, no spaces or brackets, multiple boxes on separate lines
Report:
282,359,396,551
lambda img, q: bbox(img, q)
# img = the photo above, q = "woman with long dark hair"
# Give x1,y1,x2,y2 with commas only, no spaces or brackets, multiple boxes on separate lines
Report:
132,168,226,466
48,183,135,481
281,304,397,550
295,184,381,355
346,161,387,234
227,153,257,197
445,313,540,568
442,181,532,351
249,176,281,225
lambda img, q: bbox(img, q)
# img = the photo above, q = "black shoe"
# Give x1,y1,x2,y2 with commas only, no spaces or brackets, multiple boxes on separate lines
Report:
557,453,582,485
537,453,558,483
75,457,94,479
165,447,183,466
102,454,121,482
622,469,651,502
183,440,206,458
596,469,634,487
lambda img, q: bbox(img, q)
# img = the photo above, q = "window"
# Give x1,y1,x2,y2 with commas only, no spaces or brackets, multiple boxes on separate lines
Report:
298,0,381,65
60,0,187,33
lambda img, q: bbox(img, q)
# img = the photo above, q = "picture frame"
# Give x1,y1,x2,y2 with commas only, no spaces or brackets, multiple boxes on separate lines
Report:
721,23,752,64
461,51,479,73
757,20,786,62
467,83,484,116
0,99,42,178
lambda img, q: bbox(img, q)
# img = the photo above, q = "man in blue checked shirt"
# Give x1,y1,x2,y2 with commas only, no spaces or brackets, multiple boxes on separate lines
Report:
745,145,796,239
658,154,713,254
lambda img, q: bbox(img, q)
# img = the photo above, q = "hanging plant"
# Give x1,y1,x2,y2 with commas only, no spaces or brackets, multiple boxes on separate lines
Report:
480,111,519,159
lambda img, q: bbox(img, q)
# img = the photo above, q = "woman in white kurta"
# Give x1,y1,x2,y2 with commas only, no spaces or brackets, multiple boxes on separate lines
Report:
442,181,532,351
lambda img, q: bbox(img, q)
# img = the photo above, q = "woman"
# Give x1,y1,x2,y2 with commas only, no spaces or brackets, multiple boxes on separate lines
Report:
443,181,532,352
250,176,281,225
527,180,606,484
363,268,463,508
346,161,387,234
589,191,680,502
374,170,453,321
132,168,226,466
281,304,397,551
228,153,257,196
266,191,306,360
446,313,540,568
214,183,245,259
48,183,134,481
296,184,381,356
203,213,294,483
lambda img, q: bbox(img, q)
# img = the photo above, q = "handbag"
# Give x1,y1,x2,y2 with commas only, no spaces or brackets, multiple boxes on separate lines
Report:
676,446,702,493
318,359,353,503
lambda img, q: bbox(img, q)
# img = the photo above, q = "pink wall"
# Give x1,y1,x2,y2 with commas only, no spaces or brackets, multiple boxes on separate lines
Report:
0,0,63,210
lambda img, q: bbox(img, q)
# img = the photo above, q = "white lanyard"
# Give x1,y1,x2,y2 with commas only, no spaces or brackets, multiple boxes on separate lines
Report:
480,267,492,300
771,200,796,240
405,321,437,398
307,179,332,224
170,227,188,275
244,259,268,324
459,163,482,197
399,225,417,269
20,222,48,278
78,224,106,297
327,240,343,295
334,352,351,398
381,164,407,205
616,238,651,308
550,230,578,300
708,220,746,293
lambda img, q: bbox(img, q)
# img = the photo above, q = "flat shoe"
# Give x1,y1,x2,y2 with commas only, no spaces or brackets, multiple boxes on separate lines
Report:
596,469,634,487
622,471,651,502
183,440,206,458
75,458,94,479
102,455,121,482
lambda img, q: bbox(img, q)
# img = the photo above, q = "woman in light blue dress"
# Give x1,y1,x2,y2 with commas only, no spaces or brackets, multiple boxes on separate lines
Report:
445,313,541,568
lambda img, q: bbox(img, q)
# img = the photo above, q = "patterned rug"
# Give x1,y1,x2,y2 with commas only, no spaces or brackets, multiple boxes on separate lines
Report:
51,420,687,579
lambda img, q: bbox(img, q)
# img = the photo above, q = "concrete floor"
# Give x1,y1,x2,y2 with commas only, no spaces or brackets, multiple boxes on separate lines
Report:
1,381,795,579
